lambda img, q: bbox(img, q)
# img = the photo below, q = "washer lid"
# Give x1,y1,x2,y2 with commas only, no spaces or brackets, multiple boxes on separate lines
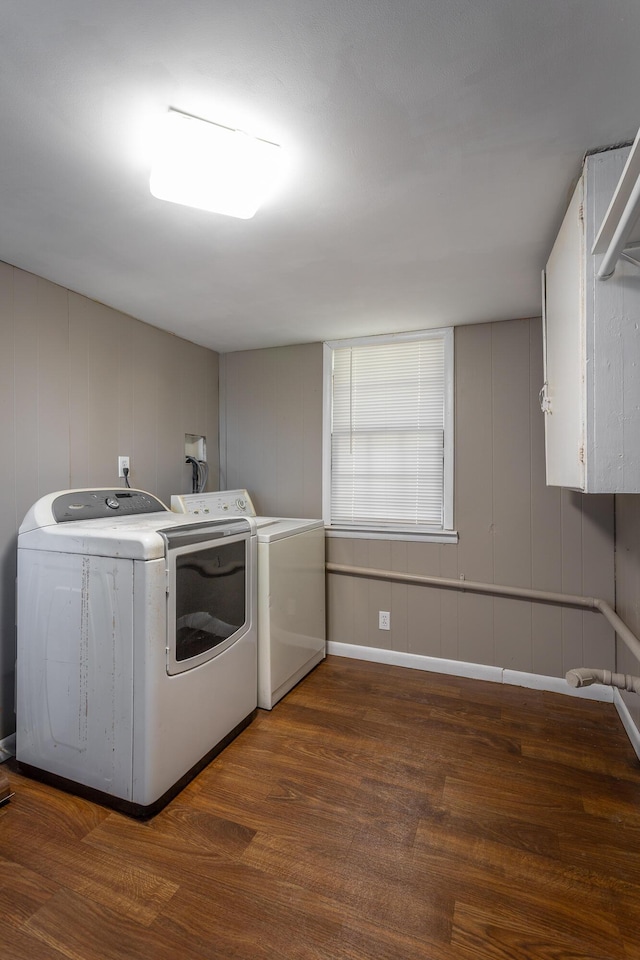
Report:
255,517,324,542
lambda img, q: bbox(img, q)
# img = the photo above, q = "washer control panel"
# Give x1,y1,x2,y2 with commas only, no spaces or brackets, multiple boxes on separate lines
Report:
171,489,257,519
53,489,166,523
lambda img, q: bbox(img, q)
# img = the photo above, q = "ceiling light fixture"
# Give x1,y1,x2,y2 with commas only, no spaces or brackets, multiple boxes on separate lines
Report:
149,108,285,220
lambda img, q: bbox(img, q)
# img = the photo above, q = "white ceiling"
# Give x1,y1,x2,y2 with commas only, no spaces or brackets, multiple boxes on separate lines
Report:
2,1,639,353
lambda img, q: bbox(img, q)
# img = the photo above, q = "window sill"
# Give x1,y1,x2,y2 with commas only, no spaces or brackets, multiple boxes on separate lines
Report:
324,527,459,544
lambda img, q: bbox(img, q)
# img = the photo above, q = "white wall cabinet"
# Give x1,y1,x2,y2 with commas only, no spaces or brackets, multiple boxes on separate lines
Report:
543,145,640,492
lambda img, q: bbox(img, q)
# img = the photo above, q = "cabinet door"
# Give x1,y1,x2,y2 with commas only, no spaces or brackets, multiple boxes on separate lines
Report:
543,179,585,489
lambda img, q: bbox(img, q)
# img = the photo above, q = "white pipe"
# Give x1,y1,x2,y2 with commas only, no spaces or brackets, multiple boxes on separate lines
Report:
597,172,640,279
593,127,640,279
593,598,640,664
326,563,600,609
325,561,640,670
566,668,640,694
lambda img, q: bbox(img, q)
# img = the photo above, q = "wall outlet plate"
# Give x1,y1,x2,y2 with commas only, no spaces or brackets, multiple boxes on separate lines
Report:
118,456,130,478
379,610,391,630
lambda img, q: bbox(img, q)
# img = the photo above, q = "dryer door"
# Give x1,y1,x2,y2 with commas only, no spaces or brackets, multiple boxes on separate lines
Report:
162,523,252,676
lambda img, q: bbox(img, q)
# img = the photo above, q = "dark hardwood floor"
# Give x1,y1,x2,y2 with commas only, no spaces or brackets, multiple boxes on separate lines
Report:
2,655,640,959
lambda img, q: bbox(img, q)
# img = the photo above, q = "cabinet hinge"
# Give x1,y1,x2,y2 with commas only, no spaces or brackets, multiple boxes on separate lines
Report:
578,203,584,222
539,382,551,414
579,446,584,464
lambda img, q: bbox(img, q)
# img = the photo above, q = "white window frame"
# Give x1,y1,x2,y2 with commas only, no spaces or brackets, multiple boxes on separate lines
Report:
322,328,456,543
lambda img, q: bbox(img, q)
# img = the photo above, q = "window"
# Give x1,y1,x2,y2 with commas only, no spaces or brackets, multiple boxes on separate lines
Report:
323,328,455,542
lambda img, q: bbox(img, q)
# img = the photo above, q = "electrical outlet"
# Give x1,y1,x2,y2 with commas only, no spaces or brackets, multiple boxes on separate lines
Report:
118,456,130,478
379,610,391,631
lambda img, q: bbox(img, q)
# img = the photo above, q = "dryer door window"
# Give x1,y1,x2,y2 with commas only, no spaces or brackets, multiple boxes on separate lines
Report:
167,535,248,675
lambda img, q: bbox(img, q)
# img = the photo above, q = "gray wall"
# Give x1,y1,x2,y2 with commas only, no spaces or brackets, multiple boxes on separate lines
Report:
612,496,640,730
220,317,617,678
219,342,323,518
0,262,219,740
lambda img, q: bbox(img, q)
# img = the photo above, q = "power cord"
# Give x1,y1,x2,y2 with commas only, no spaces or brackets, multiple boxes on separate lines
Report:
123,466,131,488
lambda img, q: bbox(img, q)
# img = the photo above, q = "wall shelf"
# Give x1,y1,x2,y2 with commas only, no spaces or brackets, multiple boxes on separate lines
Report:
592,127,640,279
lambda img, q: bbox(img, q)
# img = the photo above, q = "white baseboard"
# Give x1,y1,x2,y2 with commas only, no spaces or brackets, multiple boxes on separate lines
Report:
613,689,640,761
327,642,615,702
503,668,613,701
0,733,15,762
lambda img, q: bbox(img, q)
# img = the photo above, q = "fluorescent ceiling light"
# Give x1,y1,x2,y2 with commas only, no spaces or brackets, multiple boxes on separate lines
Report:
149,109,284,219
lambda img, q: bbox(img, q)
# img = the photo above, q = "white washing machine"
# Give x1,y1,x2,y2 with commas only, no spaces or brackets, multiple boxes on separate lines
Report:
171,490,325,709
16,488,257,817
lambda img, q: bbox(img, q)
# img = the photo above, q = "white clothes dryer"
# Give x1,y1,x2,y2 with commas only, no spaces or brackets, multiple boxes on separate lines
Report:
171,490,326,709
16,488,257,817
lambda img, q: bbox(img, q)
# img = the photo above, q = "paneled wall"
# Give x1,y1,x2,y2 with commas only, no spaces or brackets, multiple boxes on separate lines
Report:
612,496,640,730
219,343,323,518
328,318,615,674
0,262,219,740
220,318,616,680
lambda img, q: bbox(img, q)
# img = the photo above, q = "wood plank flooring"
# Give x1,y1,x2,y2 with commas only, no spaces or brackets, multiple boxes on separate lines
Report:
2,655,640,959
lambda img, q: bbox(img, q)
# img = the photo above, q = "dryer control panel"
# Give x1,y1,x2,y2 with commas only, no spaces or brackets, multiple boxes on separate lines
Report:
171,489,257,519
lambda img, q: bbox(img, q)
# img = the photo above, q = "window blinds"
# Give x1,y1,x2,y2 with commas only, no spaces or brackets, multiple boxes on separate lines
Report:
330,336,445,528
